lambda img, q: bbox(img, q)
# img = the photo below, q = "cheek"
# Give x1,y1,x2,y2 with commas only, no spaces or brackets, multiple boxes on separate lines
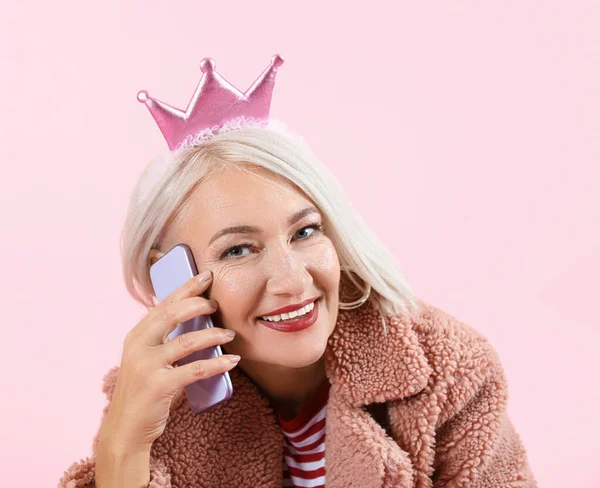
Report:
211,266,260,326
309,240,341,292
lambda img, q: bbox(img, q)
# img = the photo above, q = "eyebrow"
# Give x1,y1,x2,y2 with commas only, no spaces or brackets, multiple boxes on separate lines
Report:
208,206,320,246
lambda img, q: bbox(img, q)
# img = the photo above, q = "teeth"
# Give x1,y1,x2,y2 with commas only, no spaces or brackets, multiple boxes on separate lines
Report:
260,301,315,322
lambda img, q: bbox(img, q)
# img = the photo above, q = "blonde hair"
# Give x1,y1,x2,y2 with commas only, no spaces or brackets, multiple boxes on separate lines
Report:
120,122,422,334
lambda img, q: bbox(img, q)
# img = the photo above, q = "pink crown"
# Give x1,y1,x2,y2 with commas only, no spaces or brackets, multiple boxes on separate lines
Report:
137,54,285,151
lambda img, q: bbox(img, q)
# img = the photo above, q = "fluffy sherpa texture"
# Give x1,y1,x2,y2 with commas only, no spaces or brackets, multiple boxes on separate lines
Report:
58,299,537,488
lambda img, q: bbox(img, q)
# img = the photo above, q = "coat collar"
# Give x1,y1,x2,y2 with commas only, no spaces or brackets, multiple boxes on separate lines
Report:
323,297,432,408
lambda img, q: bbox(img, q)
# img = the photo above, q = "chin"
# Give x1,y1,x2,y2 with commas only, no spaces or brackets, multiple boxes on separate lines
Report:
266,331,329,368
276,349,326,369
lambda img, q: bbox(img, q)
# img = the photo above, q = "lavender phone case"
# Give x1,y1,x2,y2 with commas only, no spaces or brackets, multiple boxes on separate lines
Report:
149,244,233,415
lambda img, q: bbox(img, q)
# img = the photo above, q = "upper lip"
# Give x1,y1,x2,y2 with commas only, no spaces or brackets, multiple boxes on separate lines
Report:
259,297,319,317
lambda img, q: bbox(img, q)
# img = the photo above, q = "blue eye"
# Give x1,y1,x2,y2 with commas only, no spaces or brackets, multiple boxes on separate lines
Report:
296,224,320,239
221,243,253,260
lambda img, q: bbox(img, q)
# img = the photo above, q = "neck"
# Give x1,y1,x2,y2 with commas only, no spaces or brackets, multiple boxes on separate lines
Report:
238,356,328,419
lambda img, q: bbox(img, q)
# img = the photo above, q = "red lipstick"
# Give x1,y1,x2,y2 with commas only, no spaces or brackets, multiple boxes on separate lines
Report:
259,297,319,317
258,299,320,333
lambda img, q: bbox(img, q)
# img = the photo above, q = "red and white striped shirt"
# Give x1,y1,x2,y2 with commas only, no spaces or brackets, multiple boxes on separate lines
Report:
273,379,331,488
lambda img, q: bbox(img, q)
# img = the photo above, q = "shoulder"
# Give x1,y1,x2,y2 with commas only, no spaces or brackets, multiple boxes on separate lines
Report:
410,300,509,420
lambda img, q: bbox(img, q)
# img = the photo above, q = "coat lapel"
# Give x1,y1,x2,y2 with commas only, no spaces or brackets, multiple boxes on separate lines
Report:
322,299,433,488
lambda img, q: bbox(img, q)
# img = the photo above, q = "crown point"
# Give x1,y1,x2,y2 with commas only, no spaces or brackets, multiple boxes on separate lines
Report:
137,90,149,103
272,54,285,68
200,58,216,73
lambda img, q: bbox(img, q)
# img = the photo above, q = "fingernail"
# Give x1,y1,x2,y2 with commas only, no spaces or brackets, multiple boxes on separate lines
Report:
228,355,241,364
224,329,235,337
197,270,211,281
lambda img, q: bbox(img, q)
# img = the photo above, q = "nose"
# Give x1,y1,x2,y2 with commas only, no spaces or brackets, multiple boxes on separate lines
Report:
264,242,312,298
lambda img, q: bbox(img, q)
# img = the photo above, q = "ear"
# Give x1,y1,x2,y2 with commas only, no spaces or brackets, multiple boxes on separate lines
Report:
148,248,165,268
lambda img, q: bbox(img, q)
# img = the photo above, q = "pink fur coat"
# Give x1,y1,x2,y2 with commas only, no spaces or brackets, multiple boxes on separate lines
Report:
59,299,537,487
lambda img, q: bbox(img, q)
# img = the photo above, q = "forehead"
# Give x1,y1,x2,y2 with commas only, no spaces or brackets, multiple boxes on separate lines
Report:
169,166,316,240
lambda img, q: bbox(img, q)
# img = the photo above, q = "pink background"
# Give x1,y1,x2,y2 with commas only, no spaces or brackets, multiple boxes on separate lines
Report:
1,1,598,486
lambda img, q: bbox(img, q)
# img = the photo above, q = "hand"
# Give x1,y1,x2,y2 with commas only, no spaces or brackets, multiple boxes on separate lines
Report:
98,270,239,450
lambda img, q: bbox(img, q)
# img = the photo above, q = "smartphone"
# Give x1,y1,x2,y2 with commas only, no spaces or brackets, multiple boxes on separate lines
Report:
149,243,233,415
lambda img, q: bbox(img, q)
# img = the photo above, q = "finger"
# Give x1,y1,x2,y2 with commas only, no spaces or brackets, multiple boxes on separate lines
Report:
130,271,214,342
161,270,213,308
160,327,235,367
167,353,241,393
146,296,219,346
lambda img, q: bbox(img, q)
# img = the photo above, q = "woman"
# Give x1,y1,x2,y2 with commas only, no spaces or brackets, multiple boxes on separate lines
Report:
59,55,536,487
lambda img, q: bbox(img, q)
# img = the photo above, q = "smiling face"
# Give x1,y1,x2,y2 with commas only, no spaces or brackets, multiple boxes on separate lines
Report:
151,165,341,370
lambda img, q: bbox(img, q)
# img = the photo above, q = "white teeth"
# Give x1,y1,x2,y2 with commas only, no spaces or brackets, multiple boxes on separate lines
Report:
259,300,316,322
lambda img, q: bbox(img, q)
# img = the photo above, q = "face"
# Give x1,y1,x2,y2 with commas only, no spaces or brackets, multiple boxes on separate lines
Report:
150,166,341,370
